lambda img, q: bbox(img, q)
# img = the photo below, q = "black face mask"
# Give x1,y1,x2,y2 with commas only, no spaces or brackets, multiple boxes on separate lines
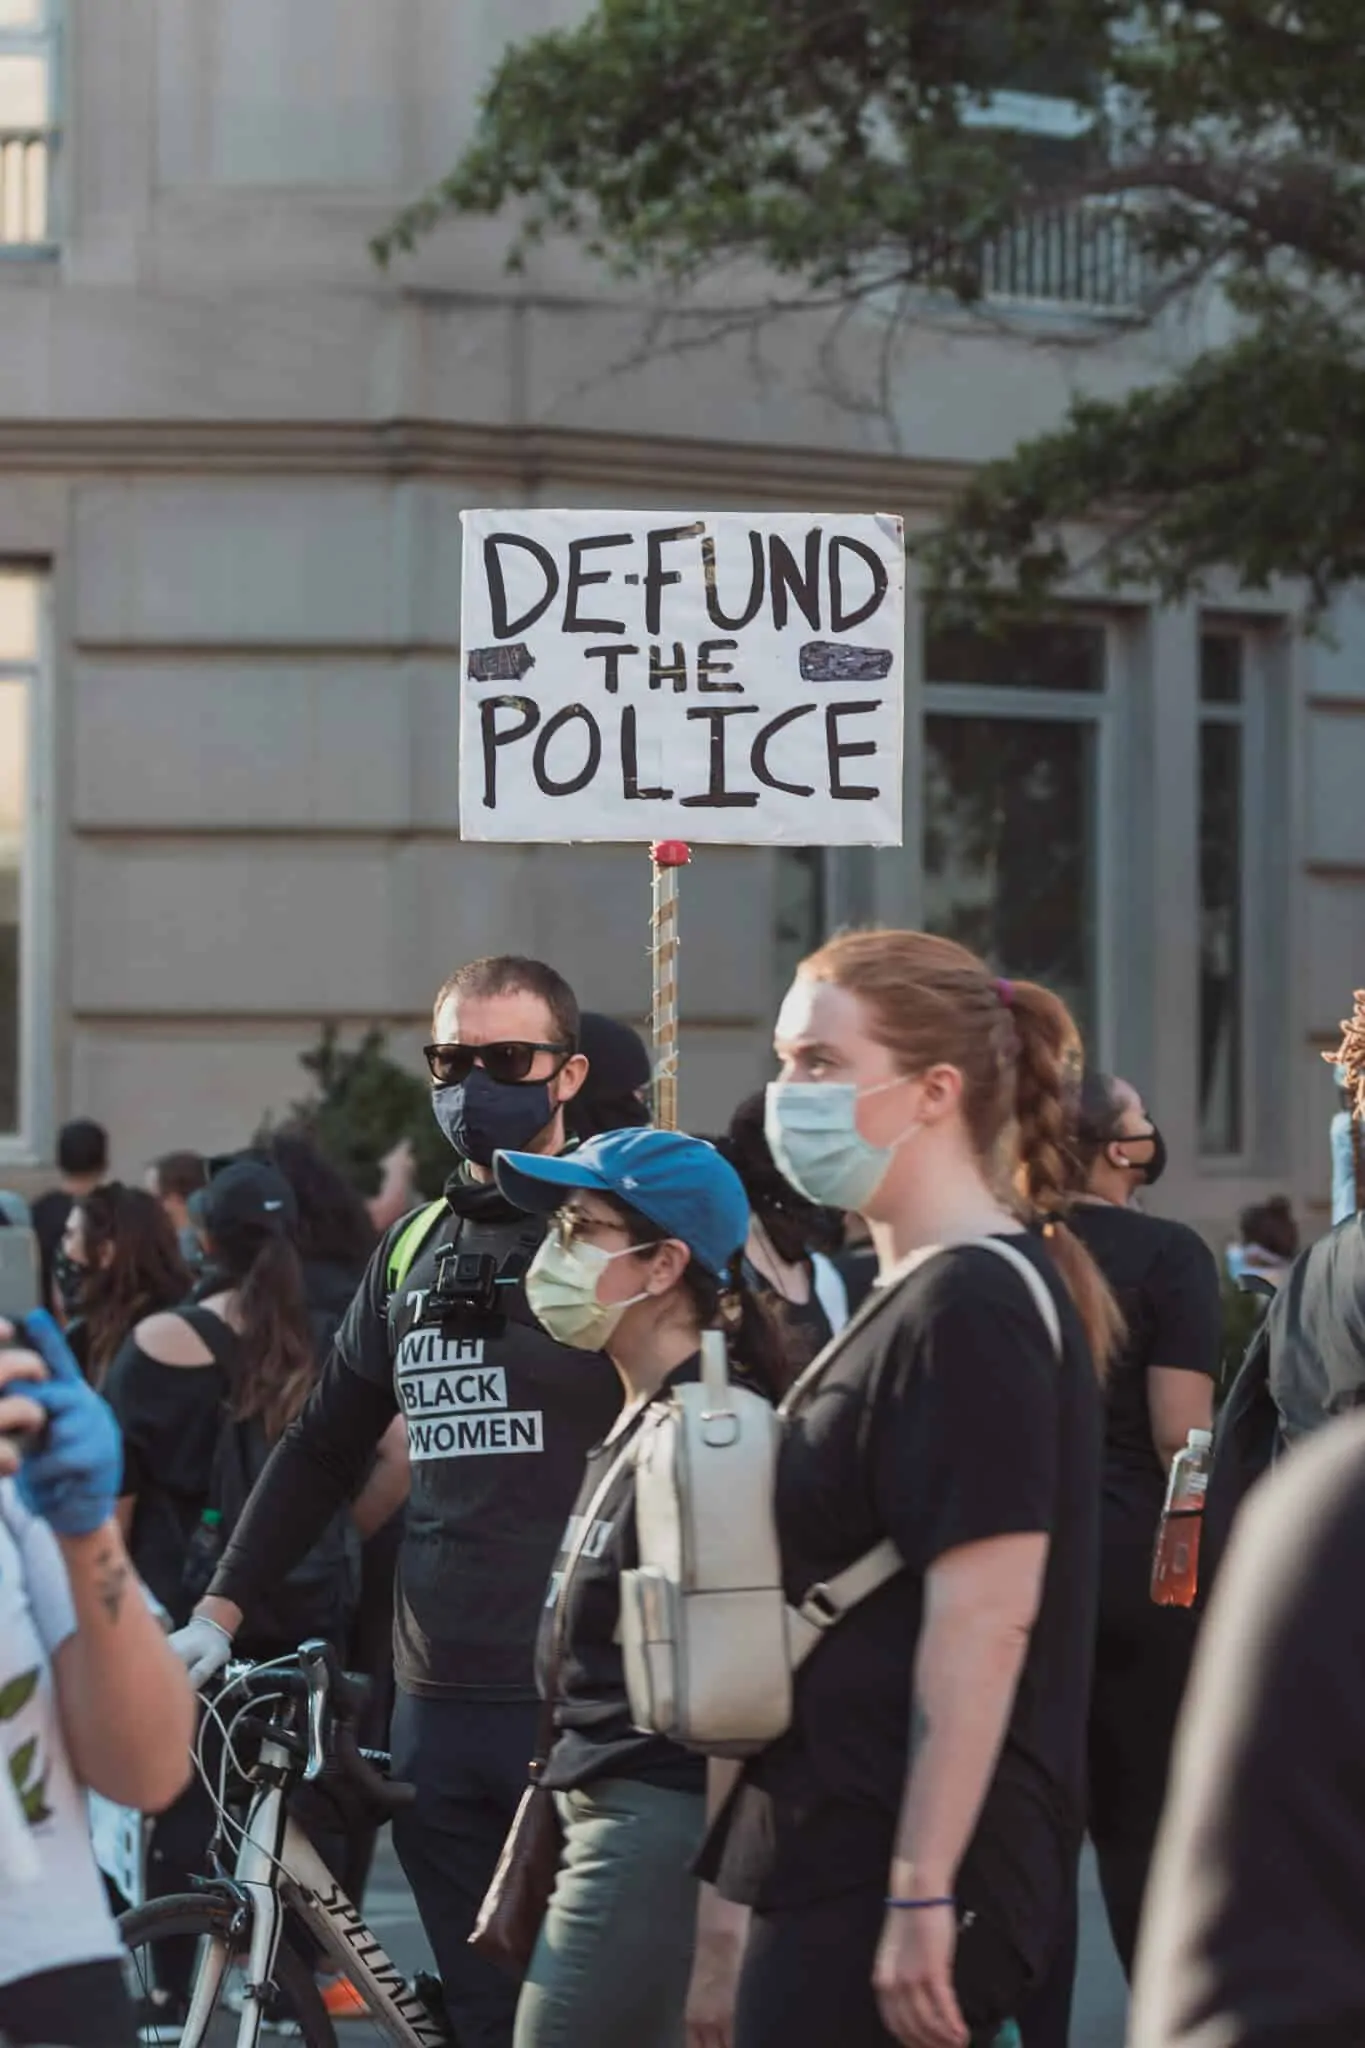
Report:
1113,1123,1168,1188
432,1069,558,1168
52,1248,87,1318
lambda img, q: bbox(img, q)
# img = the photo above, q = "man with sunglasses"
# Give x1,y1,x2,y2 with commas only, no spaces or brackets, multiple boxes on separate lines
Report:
171,956,622,2048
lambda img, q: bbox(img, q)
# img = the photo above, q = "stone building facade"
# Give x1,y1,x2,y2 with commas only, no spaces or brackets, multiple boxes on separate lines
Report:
0,0,1357,1241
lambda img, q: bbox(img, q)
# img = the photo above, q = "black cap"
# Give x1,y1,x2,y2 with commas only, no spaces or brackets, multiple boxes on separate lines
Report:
197,1157,297,1249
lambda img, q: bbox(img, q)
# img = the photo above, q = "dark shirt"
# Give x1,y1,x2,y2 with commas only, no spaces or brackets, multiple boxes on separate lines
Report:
538,1356,713,1796
29,1188,71,1308
103,1326,228,1624
214,1176,622,1698
1264,1212,1365,1444
748,1268,834,1396
1065,1206,1220,1523
1129,1410,1365,2047
707,1235,1101,1977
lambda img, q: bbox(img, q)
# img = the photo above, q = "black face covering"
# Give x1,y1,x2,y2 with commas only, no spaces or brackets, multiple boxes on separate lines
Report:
1113,1122,1168,1188
432,1069,557,1168
52,1248,87,1318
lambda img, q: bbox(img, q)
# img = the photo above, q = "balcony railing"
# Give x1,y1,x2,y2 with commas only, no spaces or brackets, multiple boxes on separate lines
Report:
0,127,52,247
980,200,1154,314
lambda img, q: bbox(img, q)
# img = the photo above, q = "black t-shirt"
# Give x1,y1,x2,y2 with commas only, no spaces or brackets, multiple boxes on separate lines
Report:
747,1266,834,1394
104,1322,229,1624
1065,1206,1220,1520
216,1178,622,1699
1129,1410,1365,2047
538,1356,716,1796
707,1234,1102,1973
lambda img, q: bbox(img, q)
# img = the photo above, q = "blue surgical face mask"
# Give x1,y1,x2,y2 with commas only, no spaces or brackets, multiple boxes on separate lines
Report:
432,1067,557,1168
764,1078,920,1213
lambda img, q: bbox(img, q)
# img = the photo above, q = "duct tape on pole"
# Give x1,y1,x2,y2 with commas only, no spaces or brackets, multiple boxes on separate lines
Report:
650,840,690,1131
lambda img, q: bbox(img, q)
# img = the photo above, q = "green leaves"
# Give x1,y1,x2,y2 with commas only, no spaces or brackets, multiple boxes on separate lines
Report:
282,1027,450,1202
0,1669,38,1721
2,1677,52,1829
374,0,1365,613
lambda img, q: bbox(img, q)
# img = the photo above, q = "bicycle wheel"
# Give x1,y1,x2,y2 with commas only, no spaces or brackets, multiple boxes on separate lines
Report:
119,1893,336,2048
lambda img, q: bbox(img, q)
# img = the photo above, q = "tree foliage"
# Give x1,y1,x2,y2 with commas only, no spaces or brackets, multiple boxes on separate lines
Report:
283,1025,449,1201
377,0,1365,615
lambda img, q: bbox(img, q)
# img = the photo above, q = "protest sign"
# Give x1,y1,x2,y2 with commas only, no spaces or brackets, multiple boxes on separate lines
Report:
459,509,905,846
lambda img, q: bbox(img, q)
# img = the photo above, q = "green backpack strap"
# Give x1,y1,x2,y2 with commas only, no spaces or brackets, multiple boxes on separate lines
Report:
386,1200,450,1296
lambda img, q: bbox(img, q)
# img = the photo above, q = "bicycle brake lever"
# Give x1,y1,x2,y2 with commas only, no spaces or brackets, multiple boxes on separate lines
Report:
299,1645,329,1783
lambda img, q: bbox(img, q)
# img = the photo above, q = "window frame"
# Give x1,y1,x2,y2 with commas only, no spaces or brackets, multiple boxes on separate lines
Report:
922,617,1120,1066
0,567,54,1166
0,0,60,256
1196,620,1269,1169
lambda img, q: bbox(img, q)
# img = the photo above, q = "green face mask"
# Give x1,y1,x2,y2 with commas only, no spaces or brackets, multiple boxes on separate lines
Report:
524,1235,649,1351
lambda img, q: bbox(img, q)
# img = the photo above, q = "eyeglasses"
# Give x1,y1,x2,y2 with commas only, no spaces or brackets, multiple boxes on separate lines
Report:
423,1040,574,1087
552,1206,634,1251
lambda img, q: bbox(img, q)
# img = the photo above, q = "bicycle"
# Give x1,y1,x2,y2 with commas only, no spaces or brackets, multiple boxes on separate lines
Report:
118,1640,453,2048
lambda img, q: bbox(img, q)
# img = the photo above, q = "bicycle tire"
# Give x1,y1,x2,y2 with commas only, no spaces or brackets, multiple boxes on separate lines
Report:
118,1893,336,2048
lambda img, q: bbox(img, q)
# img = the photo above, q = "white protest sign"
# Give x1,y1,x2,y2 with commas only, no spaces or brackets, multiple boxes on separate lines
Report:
458,509,904,845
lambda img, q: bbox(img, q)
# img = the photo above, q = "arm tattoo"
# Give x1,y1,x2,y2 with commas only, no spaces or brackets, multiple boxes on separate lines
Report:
91,1544,130,1625
910,1696,932,1761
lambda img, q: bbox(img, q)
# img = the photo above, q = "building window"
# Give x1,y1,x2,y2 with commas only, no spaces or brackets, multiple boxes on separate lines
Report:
774,849,826,996
0,0,57,249
923,621,1108,1045
1199,629,1245,1156
0,569,41,1145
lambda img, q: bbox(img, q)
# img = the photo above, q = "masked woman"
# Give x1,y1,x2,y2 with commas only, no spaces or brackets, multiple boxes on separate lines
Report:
491,1125,781,2048
1059,1074,1221,1981
55,1183,189,1389
698,931,1119,2048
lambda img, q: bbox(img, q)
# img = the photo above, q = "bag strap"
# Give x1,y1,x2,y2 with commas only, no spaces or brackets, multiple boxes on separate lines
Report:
783,1234,1064,1666
810,1252,849,1338
955,1236,1063,1361
386,1199,450,1295
533,1424,642,1772
176,1306,243,1379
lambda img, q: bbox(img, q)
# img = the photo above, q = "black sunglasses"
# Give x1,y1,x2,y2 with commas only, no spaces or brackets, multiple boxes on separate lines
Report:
423,1040,574,1087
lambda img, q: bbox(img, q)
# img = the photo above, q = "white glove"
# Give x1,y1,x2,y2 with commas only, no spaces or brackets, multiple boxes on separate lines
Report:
169,1614,234,1690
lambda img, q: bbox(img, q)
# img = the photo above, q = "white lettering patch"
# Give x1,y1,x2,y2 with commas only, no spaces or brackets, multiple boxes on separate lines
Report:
396,1331,487,1371
398,1368,509,1417
407,1411,545,1461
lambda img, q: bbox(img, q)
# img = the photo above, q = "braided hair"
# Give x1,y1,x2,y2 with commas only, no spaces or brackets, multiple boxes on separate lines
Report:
1327,991,1365,1213
797,930,1122,1377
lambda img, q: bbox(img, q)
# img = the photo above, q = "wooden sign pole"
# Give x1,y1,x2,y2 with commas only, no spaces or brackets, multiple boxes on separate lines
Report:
649,840,691,1131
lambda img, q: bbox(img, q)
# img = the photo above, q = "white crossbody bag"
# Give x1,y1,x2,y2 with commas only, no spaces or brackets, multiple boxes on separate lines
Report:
618,1237,1063,1755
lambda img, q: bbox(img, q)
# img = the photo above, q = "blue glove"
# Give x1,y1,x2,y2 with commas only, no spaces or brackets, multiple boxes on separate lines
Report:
14,1309,122,1538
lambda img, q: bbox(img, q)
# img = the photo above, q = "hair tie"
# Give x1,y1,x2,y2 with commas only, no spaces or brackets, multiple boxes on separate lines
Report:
996,978,1015,1008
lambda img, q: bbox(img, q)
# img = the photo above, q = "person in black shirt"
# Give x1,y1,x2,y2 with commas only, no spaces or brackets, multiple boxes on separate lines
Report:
257,1127,398,1942
31,1118,108,1309
716,1090,849,1391
491,1125,778,2048
1064,1073,1220,1982
1129,1408,1365,2047
172,957,622,2048
54,1182,189,1387
700,931,1118,2048
563,1012,652,1141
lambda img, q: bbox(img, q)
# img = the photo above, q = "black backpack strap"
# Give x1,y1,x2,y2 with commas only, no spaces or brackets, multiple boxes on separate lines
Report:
176,1307,243,1380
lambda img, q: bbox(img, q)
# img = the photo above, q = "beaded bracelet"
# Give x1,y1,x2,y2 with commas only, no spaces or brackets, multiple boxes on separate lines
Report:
885,1896,955,1911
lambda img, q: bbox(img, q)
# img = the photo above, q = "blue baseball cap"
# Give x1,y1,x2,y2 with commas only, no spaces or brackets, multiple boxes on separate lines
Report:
494,1127,750,1280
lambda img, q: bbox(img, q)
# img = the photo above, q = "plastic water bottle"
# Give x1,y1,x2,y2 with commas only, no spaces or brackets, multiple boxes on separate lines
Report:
1151,1429,1213,1608
181,1507,223,1605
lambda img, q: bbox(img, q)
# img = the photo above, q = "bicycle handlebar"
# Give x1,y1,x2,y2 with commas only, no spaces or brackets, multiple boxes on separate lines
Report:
214,1643,415,1819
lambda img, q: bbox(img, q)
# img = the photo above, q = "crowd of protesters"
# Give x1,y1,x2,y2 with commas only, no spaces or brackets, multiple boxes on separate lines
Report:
2,951,1364,2048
